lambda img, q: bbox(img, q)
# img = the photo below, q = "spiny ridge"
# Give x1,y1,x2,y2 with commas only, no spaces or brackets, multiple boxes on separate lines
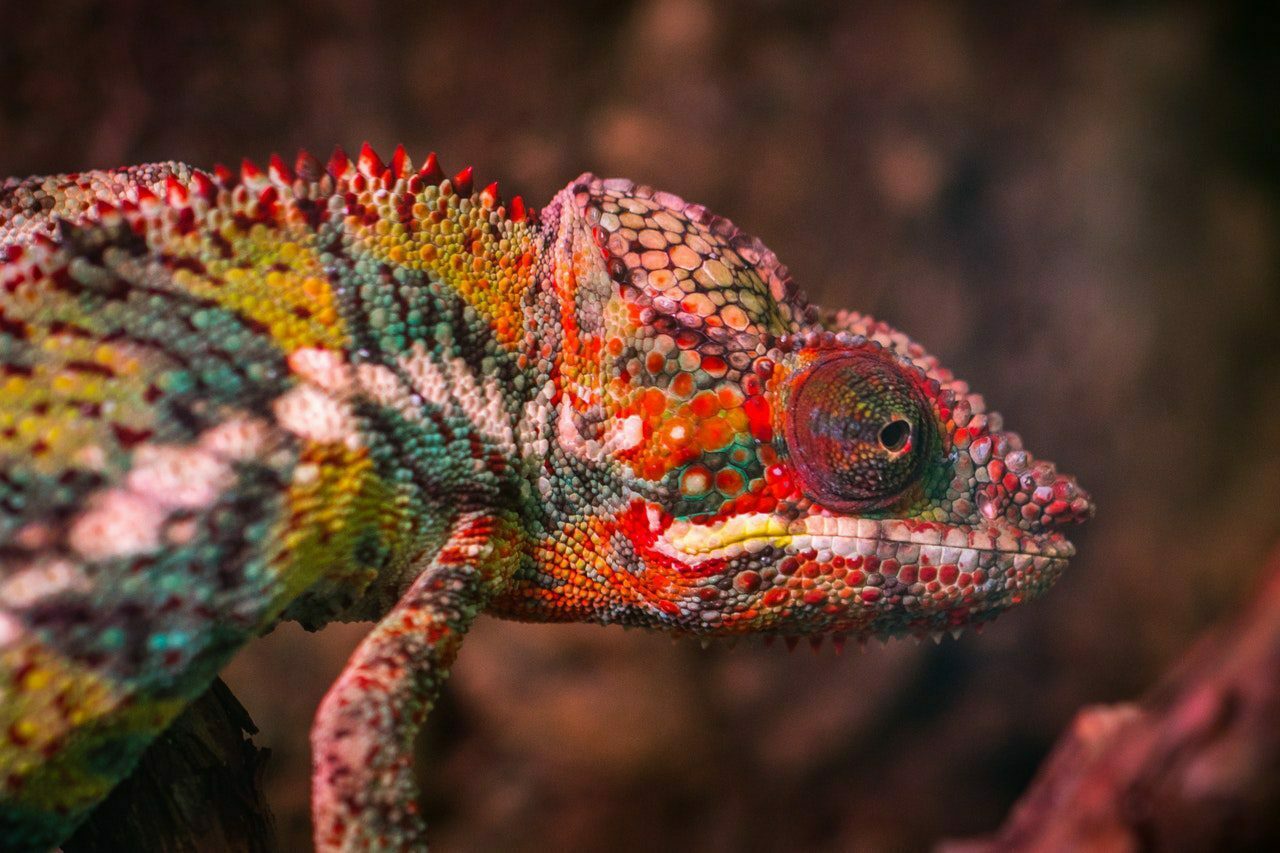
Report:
418,152,443,184
357,142,384,178
268,154,295,185
295,149,322,181
452,165,473,196
108,144,536,235
327,146,351,179
390,144,412,178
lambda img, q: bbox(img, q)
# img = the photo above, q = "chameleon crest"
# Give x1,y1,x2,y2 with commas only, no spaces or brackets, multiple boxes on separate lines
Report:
0,146,1090,851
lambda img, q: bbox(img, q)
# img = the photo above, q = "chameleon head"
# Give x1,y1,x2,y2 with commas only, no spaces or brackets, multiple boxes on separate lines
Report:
645,323,1093,641
518,175,1092,642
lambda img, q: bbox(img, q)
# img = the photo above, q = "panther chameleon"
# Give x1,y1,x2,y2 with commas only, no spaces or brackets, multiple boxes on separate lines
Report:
0,144,1092,851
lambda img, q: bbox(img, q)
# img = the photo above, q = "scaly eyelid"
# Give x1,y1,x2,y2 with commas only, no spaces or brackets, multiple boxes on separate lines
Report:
781,348,936,513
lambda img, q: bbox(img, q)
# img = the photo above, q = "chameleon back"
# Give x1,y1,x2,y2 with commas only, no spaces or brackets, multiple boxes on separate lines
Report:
0,150,540,846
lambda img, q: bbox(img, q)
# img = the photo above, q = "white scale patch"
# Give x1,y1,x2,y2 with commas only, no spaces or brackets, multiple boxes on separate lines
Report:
68,488,169,561
280,345,520,486
400,344,516,456
518,380,555,460
67,415,270,562
126,444,233,509
554,385,644,464
288,347,354,393
0,611,23,648
356,363,405,410
273,384,359,448
0,556,93,607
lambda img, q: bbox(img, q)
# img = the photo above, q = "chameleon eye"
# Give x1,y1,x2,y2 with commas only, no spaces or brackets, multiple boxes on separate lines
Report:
785,352,930,510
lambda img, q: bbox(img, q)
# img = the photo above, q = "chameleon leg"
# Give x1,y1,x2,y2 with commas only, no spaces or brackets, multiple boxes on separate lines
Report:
310,510,521,852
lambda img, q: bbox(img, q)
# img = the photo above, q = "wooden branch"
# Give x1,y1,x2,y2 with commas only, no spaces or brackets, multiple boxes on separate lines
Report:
63,677,277,853
941,545,1280,852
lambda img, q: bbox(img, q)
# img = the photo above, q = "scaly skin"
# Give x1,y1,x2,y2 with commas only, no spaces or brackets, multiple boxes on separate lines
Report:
0,145,1091,851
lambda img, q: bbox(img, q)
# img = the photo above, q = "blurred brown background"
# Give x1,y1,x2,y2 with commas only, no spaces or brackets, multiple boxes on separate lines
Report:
3,1,1277,850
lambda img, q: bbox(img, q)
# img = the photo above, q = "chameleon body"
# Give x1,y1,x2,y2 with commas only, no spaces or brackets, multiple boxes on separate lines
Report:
0,145,1091,851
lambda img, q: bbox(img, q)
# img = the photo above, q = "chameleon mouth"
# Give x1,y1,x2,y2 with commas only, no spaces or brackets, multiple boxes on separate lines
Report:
655,511,1075,565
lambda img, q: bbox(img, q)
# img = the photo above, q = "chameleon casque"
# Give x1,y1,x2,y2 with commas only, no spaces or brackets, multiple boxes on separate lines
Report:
0,144,1091,851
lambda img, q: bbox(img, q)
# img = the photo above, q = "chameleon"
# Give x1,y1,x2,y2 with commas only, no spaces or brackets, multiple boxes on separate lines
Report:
0,143,1091,851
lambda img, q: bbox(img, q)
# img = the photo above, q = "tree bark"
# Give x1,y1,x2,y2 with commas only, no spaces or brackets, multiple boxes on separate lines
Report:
941,545,1280,853
63,678,276,853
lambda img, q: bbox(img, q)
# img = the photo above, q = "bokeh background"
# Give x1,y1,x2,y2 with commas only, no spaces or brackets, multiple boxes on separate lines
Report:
3,1,1277,850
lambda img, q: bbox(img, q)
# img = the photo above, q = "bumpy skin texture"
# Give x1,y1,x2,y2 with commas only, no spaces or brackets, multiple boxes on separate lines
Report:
0,145,1091,851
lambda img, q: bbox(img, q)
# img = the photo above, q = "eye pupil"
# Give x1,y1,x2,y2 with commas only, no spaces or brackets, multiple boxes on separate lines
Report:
786,352,931,510
879,419,911,453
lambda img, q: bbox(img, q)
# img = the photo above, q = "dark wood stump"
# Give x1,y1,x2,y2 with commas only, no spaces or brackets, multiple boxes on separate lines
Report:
64,677,276,853
942,545,1280,852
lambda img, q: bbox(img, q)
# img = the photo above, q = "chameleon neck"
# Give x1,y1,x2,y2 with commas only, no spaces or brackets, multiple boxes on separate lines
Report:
259,162,551,625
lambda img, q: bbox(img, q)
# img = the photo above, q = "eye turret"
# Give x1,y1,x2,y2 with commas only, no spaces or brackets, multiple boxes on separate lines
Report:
785,352,931,510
